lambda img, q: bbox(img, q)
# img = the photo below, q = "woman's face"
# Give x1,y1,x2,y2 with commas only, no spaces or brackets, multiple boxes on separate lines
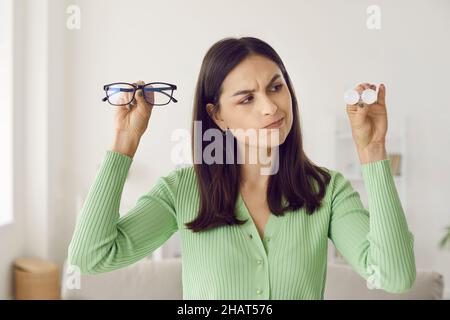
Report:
207,54,293,149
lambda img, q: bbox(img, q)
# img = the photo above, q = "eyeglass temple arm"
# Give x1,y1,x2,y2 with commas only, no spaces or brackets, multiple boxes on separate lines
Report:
143,87,178,102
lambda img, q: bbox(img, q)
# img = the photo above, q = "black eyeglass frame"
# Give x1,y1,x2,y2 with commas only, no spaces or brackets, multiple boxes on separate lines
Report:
102,82,178,106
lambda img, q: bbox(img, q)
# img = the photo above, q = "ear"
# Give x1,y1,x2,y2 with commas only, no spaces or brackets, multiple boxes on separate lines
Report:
206,103,227,131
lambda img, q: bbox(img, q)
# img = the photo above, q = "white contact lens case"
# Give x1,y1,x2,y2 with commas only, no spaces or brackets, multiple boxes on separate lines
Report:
361,89,377,104
344,89,360,105
344,88,377,105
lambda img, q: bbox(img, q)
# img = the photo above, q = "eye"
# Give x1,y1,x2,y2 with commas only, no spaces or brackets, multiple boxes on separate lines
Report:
240,95,254,105
270,83,283,92
239,84,283,105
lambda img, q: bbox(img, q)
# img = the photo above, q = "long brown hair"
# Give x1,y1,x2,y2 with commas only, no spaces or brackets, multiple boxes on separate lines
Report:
186,36,331,232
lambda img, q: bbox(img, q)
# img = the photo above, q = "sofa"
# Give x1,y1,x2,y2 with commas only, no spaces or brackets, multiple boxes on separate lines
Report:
61,257,444,300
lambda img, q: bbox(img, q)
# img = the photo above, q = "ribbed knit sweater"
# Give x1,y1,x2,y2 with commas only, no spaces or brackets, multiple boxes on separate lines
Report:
68,150,416,299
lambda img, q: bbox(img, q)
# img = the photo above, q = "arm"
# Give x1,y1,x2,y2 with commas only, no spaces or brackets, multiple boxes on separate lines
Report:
328,159,416,293
67,150,180,275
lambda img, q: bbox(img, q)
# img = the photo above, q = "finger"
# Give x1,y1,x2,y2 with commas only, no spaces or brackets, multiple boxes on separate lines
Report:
353,84,367,108
346,105,358,113
355,83,365,94
135,80,145,105
377,83,386,105
363,83,376,91
135,80,153,113
346,99,369,122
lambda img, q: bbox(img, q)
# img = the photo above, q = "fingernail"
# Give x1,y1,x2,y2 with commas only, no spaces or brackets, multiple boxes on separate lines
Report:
138,91,143,97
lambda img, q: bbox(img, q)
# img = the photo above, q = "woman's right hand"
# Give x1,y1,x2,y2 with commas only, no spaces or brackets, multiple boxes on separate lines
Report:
113,80,154,140
110,80,154,158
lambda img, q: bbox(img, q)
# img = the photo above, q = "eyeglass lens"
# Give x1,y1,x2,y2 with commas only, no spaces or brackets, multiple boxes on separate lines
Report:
106,83,174,106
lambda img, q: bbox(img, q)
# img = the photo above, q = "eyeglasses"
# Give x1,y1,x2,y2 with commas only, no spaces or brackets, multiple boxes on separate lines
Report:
102,82,178,106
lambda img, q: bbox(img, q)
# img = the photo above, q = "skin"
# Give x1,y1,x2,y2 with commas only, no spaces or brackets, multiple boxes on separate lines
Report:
346,82,388,164
207,54,293,190
206,55,389,239
207,54,294,239
111,80,154,159
111,58,389,239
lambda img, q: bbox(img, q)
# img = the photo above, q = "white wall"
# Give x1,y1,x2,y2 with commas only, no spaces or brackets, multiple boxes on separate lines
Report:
0,0,47,299
0,0,67,299
1,0,449,299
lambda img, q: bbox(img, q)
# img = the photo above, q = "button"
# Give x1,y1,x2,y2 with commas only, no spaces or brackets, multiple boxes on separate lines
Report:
249,234,253,239
266,237,271,242
256,289,262,295
257,259,262,265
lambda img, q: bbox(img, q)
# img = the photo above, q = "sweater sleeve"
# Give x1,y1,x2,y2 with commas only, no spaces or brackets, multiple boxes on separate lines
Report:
328,159,416,293
67,150,179,275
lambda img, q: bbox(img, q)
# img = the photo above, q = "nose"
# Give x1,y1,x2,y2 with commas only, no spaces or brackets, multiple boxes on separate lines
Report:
259,94,278,115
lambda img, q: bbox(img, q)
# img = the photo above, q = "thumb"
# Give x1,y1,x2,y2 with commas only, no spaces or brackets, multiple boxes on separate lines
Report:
346,101,369,128
134,80,153,115
353,100,370,124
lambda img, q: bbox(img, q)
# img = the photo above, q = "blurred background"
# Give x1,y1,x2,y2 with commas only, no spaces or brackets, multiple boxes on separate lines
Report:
0,0,449,299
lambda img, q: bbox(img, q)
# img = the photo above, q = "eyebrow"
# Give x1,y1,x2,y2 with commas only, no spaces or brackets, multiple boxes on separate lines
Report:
231,74,282,98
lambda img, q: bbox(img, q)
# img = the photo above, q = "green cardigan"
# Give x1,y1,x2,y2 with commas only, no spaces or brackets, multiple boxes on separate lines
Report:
68,150,416,299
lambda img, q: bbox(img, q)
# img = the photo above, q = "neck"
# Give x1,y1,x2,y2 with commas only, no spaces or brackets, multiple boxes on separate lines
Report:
237,141,277,190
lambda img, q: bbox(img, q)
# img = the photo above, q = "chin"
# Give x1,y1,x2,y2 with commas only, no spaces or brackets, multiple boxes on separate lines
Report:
250,129,288,149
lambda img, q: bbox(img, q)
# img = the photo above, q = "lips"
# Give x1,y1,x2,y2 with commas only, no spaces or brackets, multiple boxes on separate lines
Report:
263,117,284,129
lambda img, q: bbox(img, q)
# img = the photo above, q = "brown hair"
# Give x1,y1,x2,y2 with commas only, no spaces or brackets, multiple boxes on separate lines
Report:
185,36,331,232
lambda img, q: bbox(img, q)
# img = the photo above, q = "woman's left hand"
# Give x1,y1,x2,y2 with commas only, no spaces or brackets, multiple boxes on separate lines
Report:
346,82,388,164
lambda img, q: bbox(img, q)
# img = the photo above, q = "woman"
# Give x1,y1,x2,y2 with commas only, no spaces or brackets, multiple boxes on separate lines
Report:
68,36,416,299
